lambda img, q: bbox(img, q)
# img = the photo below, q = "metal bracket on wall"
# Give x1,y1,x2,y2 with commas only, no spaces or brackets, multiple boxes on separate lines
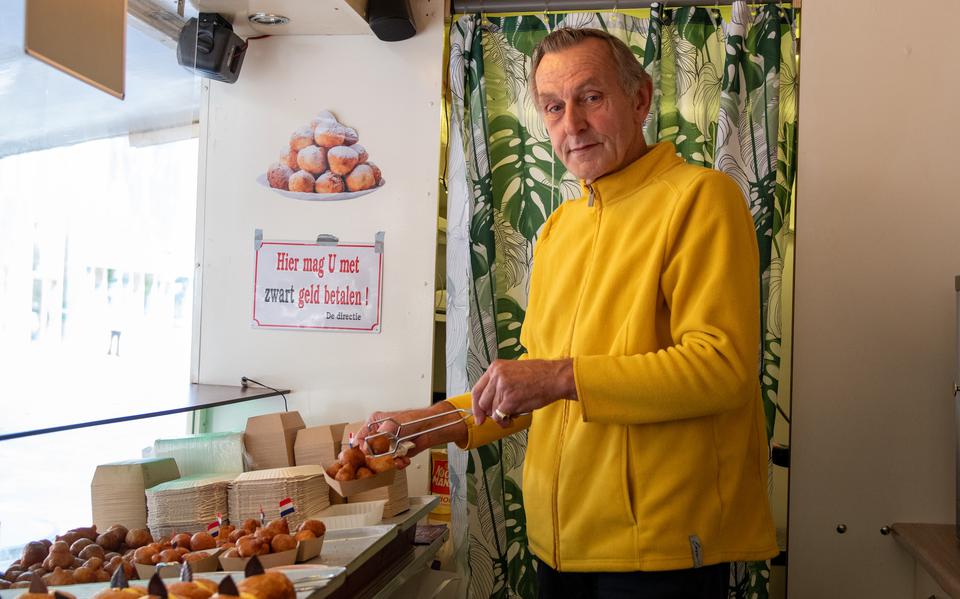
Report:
316,234,339,245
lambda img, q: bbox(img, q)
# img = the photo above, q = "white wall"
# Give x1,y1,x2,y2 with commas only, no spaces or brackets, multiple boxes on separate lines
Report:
789,0,960,596
194,0,445,495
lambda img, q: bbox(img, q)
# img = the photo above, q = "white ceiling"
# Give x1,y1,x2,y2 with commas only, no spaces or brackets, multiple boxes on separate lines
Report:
0,1,201,159
188,0,371,36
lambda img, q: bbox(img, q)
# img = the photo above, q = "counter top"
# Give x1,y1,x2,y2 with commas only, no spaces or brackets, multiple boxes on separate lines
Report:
306,495,442,599
381,495,439,532
891,522,960,598
1,496,443,599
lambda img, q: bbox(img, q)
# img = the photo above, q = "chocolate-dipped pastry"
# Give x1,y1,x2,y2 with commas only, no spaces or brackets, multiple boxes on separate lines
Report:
237,556,294,599
147,574,167,599
111,565,129,588
166,562,215,599
90,566,147,599
18,575,75,599
243,556,264,578
208,576,240,599
20,576,50,599
218,577,239,597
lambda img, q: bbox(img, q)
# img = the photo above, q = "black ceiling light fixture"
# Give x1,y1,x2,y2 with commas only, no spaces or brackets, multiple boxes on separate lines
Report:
176,13,247,84
367,0,417,42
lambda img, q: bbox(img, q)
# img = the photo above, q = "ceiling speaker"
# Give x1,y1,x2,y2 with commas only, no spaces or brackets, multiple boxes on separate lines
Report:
176,13,247,83
367,0,417,42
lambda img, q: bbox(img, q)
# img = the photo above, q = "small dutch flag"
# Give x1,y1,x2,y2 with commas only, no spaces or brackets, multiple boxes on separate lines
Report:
279,497,295,518
207,520,220,538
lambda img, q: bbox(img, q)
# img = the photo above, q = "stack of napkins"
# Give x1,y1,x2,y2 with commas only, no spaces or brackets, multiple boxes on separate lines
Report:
91,458,181,531
228,465,329,531
146,473,237,538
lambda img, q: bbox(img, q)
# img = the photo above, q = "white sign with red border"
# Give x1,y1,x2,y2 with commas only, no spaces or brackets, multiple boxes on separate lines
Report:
252,230,383,333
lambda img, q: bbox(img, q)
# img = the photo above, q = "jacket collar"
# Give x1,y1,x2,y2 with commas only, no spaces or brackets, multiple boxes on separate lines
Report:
578,142,682,208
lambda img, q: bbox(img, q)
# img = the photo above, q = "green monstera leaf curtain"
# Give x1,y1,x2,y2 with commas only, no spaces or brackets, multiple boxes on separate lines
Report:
444,3,798,597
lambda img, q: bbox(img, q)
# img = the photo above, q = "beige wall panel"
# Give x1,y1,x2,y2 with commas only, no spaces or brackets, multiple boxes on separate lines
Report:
789,0,960,596
195,0,443,495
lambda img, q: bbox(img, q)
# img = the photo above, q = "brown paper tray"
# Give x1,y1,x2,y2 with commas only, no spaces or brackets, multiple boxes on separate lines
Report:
217,536,324,570
324,468,395,497
134,548,222,579
295,535,324,562
219,548,297,570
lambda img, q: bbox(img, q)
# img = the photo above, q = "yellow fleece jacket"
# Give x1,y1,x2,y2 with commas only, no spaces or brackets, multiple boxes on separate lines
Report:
448,142,778,572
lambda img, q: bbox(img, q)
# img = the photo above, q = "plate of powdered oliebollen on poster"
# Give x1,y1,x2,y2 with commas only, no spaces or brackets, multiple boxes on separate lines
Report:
259,110,385,201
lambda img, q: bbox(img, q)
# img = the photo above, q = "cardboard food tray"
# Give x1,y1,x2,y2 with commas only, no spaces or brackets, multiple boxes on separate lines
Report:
134,548,222,579
219,548,297,571
218,537,325,570
295,535,324,562
324,468,395,497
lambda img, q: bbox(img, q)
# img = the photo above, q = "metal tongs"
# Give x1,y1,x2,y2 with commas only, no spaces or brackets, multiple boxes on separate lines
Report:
363,407,530,457
363,408,474,458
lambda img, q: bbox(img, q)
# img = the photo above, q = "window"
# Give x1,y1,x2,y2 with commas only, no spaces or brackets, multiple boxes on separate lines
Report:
0,3,201,555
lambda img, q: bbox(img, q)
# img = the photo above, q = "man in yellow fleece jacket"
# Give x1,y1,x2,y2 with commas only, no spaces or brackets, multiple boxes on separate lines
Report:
359,28,777,598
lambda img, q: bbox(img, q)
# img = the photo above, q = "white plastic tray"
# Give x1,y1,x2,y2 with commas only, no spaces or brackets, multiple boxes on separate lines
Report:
308,500,386,530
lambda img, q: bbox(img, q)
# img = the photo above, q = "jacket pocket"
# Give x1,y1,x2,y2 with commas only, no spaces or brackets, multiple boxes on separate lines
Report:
621,427,638,526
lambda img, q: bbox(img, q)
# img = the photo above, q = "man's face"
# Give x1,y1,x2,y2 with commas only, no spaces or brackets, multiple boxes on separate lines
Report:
534,38,651,183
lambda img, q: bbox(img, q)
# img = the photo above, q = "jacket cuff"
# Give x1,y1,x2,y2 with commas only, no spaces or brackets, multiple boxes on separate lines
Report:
448,392,531,449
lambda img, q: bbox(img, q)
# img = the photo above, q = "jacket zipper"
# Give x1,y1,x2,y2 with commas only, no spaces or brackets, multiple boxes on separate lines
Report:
553,183,602,568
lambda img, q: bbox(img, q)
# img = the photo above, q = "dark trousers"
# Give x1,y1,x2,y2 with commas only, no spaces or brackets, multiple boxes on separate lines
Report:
536,558,729,599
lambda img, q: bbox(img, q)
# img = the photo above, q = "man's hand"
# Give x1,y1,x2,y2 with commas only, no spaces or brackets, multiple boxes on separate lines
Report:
472,358,577,427
355,402,468,469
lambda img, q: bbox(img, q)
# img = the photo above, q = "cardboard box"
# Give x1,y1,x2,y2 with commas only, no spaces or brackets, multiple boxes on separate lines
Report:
244,412,305,470
294,424,347,468
90,458,181,531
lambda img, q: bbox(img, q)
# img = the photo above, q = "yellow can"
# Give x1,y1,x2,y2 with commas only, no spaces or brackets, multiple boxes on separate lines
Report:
430,447,451,521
